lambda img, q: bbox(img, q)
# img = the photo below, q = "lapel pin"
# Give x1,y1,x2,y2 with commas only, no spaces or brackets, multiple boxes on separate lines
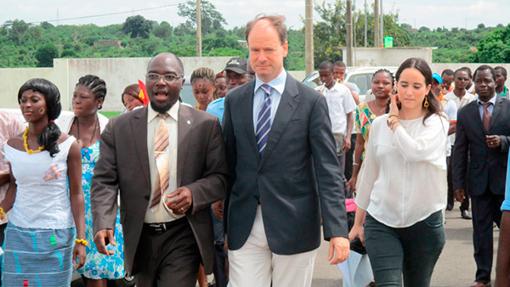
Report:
187,120,191,125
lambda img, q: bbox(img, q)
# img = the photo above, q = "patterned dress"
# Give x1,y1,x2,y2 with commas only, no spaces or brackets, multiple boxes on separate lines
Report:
355,102,377,142
77,141,125,279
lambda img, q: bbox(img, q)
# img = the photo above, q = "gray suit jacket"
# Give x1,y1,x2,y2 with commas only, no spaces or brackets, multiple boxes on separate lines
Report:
91,105,228,274
453,96,510,196
223,74,349,254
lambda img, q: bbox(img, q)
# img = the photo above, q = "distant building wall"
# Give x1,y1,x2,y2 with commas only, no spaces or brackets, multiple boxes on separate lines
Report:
2,56,509,111
0,56,234,111
340,47,433,67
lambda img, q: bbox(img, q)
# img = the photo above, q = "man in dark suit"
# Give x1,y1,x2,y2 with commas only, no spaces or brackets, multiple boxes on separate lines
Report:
453,65,510,287
223,15,349,287
91,53,228,286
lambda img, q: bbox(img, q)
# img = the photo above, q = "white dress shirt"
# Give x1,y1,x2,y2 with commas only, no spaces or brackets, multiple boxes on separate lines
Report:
446,91,476,147
355,114,449,228
145,101,183,223
253,69,286,132
315,82,356,135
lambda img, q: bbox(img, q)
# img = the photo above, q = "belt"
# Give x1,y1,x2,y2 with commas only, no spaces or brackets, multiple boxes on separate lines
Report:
143,218,186,234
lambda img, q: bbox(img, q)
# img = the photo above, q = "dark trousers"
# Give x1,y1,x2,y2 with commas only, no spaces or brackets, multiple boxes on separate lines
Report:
344,134,356,180
213,243,227,287
471,191,504,283
134,218,201,287
365,211,445,287
447,155,470,211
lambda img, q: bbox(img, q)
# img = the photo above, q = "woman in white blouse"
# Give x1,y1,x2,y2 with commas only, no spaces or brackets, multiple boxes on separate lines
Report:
349,58,449,286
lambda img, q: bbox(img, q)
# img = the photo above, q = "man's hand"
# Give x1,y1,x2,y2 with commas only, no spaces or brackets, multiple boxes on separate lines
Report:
166,187,193,215
94,229,116,255
454,189,465,203
346,176,357,193
328,237,350,264
212,200,224,220
486,135,501,149
342,136,351,151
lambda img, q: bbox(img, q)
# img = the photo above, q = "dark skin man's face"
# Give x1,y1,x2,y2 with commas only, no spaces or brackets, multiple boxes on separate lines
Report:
495,69,507,89
475,69,496,102
146,54,185,113
319,69,335,89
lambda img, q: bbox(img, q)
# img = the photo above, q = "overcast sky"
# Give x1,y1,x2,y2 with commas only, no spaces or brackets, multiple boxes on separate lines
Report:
2,0,508,30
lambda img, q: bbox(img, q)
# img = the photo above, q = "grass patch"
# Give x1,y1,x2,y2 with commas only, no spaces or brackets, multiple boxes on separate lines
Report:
100,111,121,119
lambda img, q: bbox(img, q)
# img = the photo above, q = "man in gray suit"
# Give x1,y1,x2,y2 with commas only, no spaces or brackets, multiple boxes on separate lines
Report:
223,15,350,287
91,53,228,286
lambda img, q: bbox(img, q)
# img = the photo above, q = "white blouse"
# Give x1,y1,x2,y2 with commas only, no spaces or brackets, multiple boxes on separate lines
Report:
4,136,76,229
355,114,448,228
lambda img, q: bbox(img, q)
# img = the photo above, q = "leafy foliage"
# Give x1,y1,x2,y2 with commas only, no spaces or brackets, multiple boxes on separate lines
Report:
0,2,506,70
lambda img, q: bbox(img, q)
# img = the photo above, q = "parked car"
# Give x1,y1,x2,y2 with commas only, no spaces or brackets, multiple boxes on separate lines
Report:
302,66,398,102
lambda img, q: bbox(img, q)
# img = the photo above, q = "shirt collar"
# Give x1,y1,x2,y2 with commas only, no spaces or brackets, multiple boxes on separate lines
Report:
254,69,287,95
147,100,180,123
477,93,497,106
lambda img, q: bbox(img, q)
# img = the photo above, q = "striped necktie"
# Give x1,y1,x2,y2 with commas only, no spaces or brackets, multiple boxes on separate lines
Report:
150,113,169,208
256,84,272,154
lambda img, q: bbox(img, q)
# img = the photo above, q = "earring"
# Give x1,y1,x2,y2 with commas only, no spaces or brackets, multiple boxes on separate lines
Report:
98,104,102,110
423,97,430,109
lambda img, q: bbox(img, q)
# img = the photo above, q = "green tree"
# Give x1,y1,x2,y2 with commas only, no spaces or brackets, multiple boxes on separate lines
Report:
153,21,172,39
35,43,59,67
471,24,510,62
177,0,227,34
313,0,347,63
122,15,152,38
8,20,29,44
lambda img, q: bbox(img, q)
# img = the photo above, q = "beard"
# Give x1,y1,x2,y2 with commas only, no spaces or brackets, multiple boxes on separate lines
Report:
150,98,176,114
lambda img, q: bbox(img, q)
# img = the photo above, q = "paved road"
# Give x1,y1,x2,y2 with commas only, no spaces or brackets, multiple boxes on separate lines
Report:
312,209,500,287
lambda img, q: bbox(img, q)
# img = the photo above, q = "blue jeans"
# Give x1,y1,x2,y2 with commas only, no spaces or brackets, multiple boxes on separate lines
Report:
364,211,445,287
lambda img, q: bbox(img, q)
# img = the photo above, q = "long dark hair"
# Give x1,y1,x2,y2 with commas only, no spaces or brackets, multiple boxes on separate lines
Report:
18,78,62,157
395,58,442,123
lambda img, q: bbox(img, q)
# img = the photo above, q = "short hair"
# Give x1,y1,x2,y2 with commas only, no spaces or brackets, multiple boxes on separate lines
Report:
495,66,507,78
318,61,334,71
334,61,346,68
190,67,216,85
441,69,454,77
473,65,496,81
77,74,107,101
459,66,472,79
454,67,470,78
147,53,184,75
246,14,287,44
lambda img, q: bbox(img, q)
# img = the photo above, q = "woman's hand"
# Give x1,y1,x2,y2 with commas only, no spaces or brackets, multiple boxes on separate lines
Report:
389,93,400,118
73,243,86,270
346,176,357,193
348,224,365,246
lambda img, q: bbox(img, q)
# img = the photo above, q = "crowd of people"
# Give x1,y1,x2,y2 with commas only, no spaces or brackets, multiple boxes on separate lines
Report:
0,14,509,287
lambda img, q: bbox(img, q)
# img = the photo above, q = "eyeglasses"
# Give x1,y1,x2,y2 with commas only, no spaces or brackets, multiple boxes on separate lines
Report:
146,73,183,83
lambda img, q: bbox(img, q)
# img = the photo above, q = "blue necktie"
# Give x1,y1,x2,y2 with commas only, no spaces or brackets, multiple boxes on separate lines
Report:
256,84,272,154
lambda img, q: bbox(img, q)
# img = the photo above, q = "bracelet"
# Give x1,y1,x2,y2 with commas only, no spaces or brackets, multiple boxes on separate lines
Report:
75,238,89,246
353,162,360,166
0,207,5,218
388,114,399,119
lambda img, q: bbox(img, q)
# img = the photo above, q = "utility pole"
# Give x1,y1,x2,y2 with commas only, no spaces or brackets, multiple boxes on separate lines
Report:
305,0,314,74
196,0,202,57
364,0,368,47
374,0,380,47
345,0,353,66
380,0,384,47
